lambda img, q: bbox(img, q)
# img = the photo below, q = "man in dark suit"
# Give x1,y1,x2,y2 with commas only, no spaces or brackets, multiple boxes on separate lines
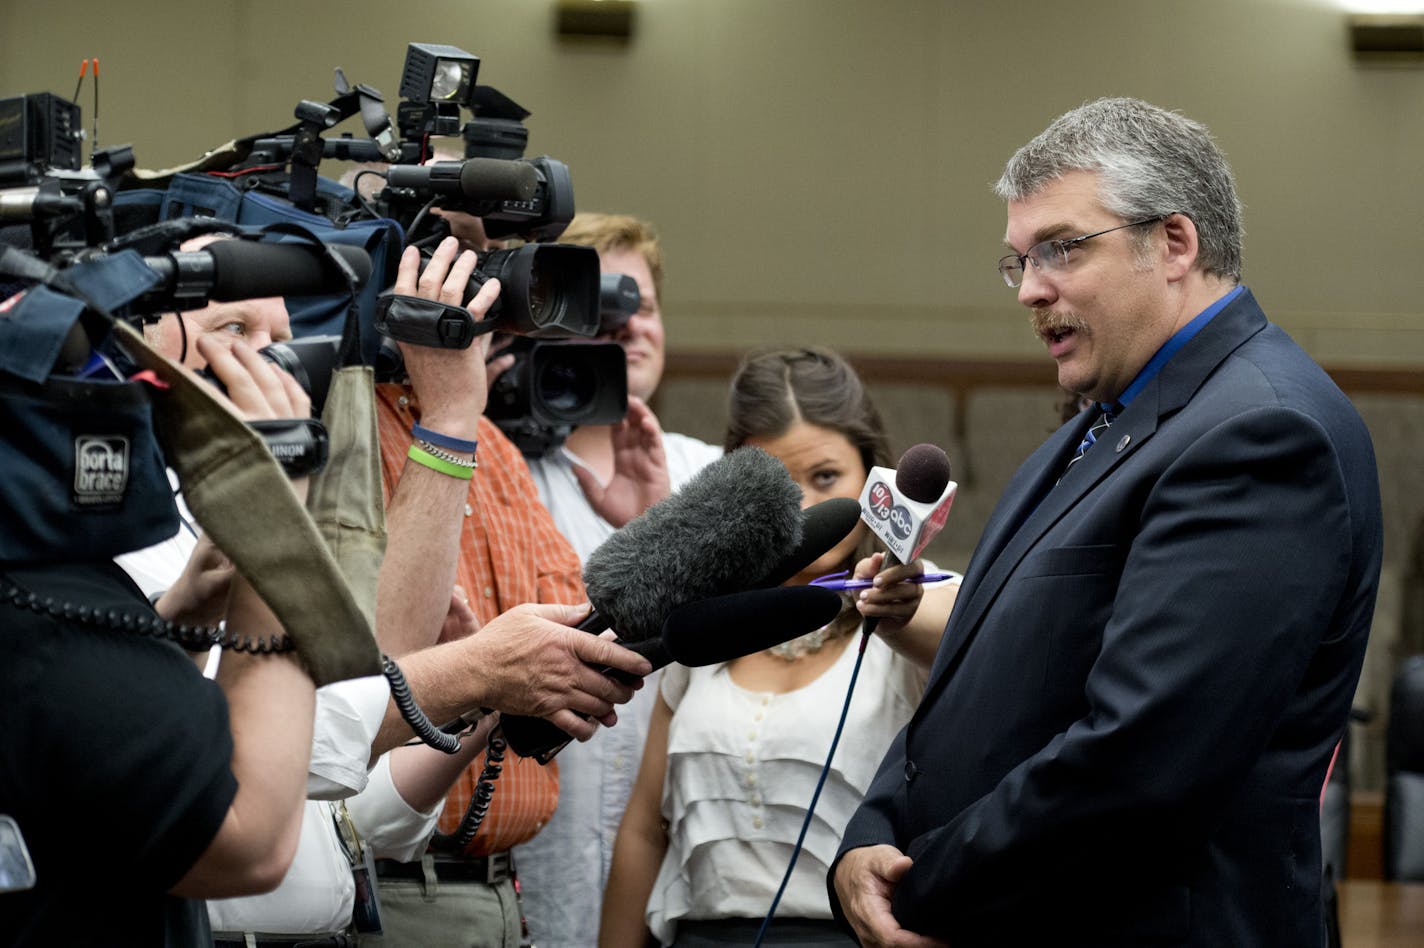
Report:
829,97,1383,948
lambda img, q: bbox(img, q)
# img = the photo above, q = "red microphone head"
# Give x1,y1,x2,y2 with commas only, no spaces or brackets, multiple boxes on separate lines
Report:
894,443,952,503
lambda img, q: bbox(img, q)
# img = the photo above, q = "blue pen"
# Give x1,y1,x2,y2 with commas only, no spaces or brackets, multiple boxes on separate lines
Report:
809,569,956,591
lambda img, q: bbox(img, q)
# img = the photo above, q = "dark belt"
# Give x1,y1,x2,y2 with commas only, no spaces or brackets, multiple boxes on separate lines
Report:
374,851,512,885
212,934,356,948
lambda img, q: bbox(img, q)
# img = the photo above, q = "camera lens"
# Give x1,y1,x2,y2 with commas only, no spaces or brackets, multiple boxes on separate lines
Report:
537,354,598,414
258,343,310,394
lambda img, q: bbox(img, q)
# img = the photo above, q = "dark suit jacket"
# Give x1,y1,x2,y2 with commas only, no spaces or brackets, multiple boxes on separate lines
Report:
832,290,1382,947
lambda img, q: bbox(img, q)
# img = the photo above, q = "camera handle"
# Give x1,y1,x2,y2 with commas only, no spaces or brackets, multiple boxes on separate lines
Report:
374,292,498,350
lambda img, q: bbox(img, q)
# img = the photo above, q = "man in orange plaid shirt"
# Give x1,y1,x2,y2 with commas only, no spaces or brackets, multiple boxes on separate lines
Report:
349,235,649,947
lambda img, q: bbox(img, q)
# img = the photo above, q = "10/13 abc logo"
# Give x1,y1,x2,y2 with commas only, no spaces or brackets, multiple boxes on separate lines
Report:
866,480,913,541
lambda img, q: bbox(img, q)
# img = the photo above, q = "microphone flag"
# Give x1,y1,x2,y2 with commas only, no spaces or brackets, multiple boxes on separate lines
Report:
859,466,956,563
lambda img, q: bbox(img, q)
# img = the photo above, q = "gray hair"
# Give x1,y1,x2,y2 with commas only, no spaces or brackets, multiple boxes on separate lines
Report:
994,97,1243,281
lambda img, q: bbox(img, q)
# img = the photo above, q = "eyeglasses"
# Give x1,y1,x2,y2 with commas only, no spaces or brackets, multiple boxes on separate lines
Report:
997,215,1169,288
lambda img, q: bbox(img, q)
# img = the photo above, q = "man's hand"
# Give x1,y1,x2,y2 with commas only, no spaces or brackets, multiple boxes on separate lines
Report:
454,602,651,740
196,334,313,503
438,585,480,644
572,396,672,527
394,236,499,435
484,334,517,392
196,335,310,423
154,534,234,628
834,845,950,948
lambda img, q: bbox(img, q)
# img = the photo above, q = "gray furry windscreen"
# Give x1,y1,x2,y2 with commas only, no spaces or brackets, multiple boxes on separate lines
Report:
582,446,804,643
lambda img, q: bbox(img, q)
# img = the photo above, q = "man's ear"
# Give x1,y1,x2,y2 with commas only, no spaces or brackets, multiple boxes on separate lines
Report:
1161,213,1199,283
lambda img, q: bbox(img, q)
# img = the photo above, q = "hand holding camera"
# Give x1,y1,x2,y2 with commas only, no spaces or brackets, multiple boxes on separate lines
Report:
392,236,498,432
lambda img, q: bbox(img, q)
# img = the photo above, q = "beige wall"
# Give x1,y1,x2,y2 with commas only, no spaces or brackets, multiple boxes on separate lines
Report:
4,0,1423,364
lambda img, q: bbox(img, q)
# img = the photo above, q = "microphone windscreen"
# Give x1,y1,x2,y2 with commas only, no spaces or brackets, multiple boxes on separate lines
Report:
661,586,845,667
459,157,539,202
894,443,952,503
583,447,803,644
204,241,372,300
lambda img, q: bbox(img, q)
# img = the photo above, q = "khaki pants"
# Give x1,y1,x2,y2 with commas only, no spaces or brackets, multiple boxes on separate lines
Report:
361,872,521,948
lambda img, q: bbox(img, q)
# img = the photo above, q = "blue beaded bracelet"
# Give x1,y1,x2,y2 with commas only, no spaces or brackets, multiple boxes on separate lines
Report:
411,423,478,454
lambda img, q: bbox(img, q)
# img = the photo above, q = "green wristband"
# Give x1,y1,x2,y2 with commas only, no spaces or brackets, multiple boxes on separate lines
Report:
408,444,475,480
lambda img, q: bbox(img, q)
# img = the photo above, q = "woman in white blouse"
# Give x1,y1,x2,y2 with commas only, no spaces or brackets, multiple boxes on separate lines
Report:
599,347,960,947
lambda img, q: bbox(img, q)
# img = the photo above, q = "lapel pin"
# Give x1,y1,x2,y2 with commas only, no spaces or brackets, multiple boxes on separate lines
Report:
1116,434,1131,452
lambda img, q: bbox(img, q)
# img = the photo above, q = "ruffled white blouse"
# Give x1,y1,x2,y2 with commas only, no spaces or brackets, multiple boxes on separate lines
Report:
646,628,928,944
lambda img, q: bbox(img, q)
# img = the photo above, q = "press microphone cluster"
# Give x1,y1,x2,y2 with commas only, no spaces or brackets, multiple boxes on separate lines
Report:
500,447,862,760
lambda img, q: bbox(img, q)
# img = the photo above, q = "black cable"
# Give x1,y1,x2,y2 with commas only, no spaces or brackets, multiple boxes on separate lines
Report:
0,577,292,656
429,732,508,853
382,655,460,754
753,630,871,948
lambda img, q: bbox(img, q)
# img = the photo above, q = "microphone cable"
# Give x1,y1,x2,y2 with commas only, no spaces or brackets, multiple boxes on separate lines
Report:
753,625,872,948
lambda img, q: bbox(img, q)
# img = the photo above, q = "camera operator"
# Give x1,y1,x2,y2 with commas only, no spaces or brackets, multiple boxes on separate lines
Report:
112,233,646,947
514,212,721,948
114,235,396,945
344,231,646,948
0,326,318,945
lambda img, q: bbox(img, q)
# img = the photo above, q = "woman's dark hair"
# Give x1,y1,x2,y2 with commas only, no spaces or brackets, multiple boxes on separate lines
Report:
724,347,891,593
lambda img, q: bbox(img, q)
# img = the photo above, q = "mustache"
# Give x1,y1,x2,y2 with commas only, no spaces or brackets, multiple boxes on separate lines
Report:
1030,309,1089,338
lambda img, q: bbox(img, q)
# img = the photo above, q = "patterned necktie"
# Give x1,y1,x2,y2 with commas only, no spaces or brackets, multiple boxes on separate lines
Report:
1063,403,1118,477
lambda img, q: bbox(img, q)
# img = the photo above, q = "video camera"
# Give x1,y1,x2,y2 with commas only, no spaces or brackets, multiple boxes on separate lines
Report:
253,42,632,452
0,90,368,490
0,92,133,260
486,272,638,456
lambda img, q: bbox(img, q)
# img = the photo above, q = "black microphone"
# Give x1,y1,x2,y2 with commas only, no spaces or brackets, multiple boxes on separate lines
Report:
500,451,862,761
858,444,955,634
660,586,845,667
385,158,539,203
138,241,372,308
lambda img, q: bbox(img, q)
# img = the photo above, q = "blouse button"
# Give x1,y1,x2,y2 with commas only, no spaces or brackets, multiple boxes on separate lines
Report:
753,817,763,830
464,503,474,517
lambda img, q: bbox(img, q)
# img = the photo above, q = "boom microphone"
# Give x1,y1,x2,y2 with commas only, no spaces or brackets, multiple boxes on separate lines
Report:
384,158,539,203
581,446,805,644
138,241,372,308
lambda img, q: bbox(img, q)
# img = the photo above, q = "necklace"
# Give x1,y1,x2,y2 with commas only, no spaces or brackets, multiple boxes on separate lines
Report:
767,624,829,661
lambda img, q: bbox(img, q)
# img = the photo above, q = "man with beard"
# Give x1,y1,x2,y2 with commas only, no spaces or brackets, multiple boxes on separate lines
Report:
829,98,1383,948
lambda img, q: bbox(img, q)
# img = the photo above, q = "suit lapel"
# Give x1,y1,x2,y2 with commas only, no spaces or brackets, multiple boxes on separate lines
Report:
918,289,1271,706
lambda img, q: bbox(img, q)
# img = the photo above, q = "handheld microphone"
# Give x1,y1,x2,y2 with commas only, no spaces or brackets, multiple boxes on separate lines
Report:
859,443,956,567
384,158,539,203
857,444,955,637
138,241,372,308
